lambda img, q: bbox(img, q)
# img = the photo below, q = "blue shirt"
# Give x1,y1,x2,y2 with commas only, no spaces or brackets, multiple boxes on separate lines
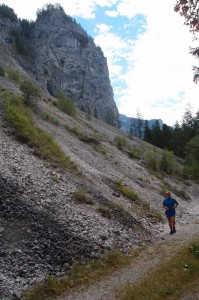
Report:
163,197,178,217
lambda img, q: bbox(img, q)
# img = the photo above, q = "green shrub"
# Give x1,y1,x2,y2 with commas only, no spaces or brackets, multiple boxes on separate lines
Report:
0,66,5,76
7,70,21,83
190,243,199,258
56,91,77,118
128,146,141,159
114,135,128,150
114,179,139,202
144,151,158,171
20,80,40,107
41,112,59,125
2,92,76,170
0,4,18,22
159,151,176,175
73,188,94,205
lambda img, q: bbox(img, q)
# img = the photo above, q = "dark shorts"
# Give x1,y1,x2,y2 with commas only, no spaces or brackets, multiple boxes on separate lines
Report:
165,211,176,218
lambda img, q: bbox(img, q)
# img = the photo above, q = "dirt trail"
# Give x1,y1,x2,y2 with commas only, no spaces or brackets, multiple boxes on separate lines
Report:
58,207,199,300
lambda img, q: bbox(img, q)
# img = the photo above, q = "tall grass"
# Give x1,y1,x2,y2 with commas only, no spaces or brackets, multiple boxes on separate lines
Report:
2,91,77,170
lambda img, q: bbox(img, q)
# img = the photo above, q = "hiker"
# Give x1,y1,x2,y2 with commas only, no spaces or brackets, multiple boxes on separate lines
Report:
163,191,179,235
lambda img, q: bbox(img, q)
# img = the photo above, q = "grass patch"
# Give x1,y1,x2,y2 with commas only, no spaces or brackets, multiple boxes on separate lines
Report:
41,111,59,125
114,135,129,150
7,69,21,83
69,126,100,145
114,179,139,203
56,91,77,118
73,188,94,205
128,146,142,159
2,91,77,170
114,179,163,222
117,242,199,300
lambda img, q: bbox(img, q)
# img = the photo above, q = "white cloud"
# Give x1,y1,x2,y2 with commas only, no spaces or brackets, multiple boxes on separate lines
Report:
93,0,199,125
0,0,118,20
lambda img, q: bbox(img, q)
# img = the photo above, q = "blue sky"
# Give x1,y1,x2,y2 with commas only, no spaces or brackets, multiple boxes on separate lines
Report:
1,0,198,126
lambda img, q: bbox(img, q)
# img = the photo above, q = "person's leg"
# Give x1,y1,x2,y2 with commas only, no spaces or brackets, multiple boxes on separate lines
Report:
171,216,176,233
167,217,173,234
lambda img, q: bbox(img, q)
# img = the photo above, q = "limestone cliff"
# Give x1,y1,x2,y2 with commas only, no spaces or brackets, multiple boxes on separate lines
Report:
0,4,119,126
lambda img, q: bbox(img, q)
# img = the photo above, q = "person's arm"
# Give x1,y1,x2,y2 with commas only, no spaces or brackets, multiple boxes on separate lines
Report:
163,205,168,211
163,201,168,211
173,199,179,209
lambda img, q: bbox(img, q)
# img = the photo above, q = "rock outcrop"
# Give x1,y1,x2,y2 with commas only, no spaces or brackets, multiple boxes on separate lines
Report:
0,4,119,126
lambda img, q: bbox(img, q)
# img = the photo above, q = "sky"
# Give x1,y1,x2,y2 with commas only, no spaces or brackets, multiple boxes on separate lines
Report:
1,0,198,126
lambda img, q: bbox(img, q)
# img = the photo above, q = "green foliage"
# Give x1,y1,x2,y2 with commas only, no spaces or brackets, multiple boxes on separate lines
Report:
128,146,142,159
143,107,199,168
15,35,30,56
184,135,199,179
114,179,139,202
144,151,158,171
20,80,40,107
41,112,59,125
37,4,65,19
0,66,5,76
22,275,64,299
0,4,18,22
190,243,199,259
21,19,35,39
159,150,176,175
56,91,77,118
7,70,21,83
66,125,101,146
2,91,76,170
11,20,34,56
73,188,94,205
114,135,128,150
118,244,199,300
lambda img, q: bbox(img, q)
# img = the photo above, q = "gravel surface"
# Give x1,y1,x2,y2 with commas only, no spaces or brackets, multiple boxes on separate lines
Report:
0,96,198,299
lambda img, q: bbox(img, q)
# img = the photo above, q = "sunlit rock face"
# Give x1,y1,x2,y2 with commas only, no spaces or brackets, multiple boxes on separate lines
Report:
0,5,119,126
31,6,119,126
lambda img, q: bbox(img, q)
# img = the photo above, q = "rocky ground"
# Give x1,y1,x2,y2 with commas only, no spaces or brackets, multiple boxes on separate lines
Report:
59,219,199,300
0,94,198,299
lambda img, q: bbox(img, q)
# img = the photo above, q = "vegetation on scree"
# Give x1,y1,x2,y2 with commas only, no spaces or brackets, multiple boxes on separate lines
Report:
55,91,77,118
114,178,163,221
73,188,94,205
1,89,76,170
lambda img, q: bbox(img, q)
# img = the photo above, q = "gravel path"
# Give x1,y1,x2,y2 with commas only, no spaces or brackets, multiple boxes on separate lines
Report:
58,199,199,300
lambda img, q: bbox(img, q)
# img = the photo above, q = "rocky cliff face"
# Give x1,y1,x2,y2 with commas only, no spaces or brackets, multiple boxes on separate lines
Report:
0,5,119,126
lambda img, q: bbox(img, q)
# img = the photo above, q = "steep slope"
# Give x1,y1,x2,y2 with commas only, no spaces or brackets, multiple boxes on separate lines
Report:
0,76,196,298
0,5,198,299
